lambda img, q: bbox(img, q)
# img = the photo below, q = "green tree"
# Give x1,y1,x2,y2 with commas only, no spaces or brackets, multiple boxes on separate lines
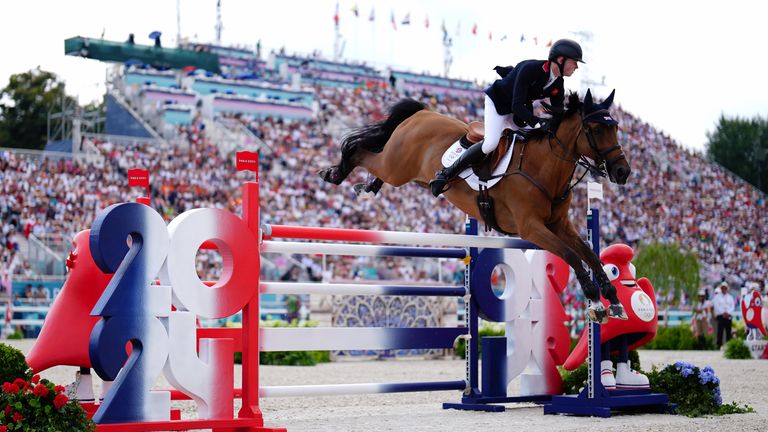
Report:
0,68,76,150
634,242,700,305
706,115,768,193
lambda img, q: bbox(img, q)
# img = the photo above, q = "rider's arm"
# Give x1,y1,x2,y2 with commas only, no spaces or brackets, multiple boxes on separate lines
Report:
511,63,541,126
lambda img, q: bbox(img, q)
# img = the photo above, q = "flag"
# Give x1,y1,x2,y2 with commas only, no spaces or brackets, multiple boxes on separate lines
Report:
127,169,149,188
489,32,493,41
534,36,538,45
501,34,508,41
369,7,375,21
424,15,429,29
546,39,553,47
334,2,339,27
472,24,477,35
520,33,526,43
401,13,411,25
390,10,397,30
236,151,259,172
351,4,359,17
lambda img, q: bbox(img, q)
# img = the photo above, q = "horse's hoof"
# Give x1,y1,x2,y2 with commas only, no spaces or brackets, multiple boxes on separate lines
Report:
352,183,366,196
608,304,629,320
586,302,608,324
318,167,339,184
586,307,608,324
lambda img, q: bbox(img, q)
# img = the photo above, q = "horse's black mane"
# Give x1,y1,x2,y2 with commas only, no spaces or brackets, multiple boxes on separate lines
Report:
525,92,582,141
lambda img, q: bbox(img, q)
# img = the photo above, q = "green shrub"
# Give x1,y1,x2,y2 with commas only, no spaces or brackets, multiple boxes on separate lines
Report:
561,363,588,394
6,331,23,340
723,338,752,359
232,320,331,366
645,326,697,350
454,322,505,360
0,343,31,386
1,375,94,431
646,362,753,417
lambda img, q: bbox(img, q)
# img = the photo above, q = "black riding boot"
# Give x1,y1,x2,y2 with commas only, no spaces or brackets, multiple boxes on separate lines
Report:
429,140,486,197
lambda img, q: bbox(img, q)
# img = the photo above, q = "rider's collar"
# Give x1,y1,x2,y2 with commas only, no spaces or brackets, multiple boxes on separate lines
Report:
543,67,558,89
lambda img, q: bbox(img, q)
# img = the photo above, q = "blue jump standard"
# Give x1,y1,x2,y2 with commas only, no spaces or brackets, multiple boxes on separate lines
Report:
542,321,672,417
545,209,673,417
543,391,672,417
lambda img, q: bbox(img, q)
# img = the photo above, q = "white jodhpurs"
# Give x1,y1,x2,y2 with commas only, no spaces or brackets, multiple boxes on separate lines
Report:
481,95,530,154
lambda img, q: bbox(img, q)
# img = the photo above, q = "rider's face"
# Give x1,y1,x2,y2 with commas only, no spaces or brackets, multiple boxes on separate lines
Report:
562,58,579,77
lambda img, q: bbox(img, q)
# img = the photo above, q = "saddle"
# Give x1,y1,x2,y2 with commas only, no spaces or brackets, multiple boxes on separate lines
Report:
462,121,515,181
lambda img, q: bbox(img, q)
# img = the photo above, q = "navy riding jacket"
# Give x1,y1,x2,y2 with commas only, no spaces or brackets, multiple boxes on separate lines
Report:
484,59,565,127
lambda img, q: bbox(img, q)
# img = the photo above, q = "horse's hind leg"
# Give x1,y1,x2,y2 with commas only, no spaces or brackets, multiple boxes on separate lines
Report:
551,220,628,320
318,161,353,185
518,220,608,323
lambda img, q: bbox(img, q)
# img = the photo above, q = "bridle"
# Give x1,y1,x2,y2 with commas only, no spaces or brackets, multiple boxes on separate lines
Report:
579,108,626,182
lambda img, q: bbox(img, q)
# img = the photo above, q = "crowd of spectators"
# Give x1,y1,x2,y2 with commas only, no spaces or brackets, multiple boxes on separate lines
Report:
0,77,766,312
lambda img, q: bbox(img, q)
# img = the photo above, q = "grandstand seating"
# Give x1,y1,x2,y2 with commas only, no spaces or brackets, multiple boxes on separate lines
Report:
390,70,478,97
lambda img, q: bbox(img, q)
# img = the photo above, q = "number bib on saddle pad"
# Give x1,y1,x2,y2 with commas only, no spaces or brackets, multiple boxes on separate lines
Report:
440,136,516,191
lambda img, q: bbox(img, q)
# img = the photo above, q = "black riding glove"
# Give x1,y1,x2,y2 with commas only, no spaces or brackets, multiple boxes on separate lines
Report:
536,118,552,132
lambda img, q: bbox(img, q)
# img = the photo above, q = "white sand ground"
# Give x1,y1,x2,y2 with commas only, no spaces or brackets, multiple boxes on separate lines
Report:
4,340,767,432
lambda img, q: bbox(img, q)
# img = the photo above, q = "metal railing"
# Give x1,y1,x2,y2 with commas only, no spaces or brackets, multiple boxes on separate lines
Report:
27,234,67,276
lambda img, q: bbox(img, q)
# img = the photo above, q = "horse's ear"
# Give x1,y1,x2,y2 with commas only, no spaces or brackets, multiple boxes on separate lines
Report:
603,89,616,108
584,89,593,110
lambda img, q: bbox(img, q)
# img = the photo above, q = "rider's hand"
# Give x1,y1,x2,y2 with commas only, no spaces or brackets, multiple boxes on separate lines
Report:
536,118,552,132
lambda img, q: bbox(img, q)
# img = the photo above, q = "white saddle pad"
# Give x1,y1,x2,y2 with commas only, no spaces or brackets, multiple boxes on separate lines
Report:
440,135,516,191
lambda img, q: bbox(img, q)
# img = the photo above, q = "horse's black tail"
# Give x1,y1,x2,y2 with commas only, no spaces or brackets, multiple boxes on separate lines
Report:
321,99,426,185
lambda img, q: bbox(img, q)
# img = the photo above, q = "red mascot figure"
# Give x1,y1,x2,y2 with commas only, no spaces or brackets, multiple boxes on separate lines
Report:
26,230,113,402
741,283,767,337
563,244,658,390
740,283,768,359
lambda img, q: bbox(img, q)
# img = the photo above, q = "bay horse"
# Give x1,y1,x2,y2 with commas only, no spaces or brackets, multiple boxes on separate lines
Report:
319,90,630,322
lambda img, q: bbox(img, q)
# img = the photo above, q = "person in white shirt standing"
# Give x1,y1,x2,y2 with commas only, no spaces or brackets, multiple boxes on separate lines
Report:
712,282,736,348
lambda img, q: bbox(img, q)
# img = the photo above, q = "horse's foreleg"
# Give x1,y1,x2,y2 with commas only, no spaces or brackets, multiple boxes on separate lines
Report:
353,177,384,196
551,220,628,321
518,221,607,323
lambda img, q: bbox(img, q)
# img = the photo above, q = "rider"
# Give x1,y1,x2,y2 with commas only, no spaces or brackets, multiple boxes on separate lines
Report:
429,39,584,196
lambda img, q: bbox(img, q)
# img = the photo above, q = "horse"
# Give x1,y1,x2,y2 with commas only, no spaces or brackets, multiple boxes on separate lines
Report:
318,90,631,323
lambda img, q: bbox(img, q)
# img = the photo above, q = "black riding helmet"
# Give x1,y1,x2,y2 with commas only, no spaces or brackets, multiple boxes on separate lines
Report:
548,39,585,63
548,39,584,81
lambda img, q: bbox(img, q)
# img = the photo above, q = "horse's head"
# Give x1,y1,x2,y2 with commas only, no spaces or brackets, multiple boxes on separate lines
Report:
573,89,631,185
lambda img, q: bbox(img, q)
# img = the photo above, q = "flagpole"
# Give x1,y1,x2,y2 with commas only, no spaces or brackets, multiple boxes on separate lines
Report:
371,10,377,69
389,10,395,70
